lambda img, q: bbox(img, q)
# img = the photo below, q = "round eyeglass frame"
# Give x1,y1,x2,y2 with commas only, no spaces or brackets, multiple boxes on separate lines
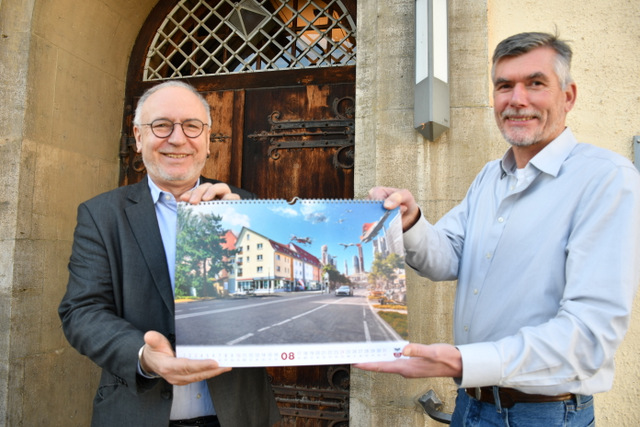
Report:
141,118,209,138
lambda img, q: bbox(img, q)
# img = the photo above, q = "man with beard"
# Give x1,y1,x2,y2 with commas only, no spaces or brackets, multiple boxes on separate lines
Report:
357,32,640,426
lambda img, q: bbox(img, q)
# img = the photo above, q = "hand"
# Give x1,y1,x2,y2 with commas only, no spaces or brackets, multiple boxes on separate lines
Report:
178,182,241,204
368,186,421,231
139,331,232,385
354,343,462,379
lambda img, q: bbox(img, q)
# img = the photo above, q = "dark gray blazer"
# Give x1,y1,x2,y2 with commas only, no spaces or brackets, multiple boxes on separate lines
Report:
59,176,280,427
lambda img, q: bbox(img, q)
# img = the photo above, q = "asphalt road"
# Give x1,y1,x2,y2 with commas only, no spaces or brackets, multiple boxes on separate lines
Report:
175,288,402,346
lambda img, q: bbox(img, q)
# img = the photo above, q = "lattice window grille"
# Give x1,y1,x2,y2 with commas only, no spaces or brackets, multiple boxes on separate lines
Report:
144,0,356,81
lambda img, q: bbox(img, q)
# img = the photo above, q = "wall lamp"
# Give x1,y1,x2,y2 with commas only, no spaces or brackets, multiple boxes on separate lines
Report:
414,0,449,140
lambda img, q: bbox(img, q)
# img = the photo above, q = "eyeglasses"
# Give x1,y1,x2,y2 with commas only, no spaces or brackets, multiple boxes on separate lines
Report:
141,119,208,138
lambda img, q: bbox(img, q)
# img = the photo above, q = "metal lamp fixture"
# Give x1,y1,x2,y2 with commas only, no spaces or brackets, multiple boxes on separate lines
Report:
414,0,450,140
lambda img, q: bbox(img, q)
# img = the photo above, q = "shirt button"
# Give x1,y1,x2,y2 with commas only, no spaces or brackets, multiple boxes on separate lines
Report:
473,289,478,295
196,393,202,399
485,253,492,259
497,217,504,223
464,325,469,332
164,195,171,201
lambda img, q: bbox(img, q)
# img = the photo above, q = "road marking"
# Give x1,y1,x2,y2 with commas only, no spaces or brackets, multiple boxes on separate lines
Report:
227,304,330,343
363,321,371,342
291,304,328,319
226,333,254,345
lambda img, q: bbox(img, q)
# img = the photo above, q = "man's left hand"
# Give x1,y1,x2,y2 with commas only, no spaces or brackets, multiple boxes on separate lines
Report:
354,343,462,379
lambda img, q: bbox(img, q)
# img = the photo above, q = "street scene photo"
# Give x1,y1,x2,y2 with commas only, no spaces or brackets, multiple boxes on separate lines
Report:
174,199,408,366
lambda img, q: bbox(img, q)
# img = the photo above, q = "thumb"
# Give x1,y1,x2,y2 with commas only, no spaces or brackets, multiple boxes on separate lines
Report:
144,330,174,356
403,343,417,357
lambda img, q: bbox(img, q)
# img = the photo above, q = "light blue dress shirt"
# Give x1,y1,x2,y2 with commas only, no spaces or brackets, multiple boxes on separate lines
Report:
148,178,216,420
404,128,640,395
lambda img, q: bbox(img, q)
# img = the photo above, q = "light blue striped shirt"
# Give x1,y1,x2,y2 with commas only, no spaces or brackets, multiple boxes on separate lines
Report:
148,178,216,420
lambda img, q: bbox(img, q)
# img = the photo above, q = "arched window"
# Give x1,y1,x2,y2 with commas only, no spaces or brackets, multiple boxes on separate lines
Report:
144,0,356,80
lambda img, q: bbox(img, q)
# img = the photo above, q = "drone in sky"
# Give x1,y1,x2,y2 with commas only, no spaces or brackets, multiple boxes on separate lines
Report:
290,235,313,245
339,242,360,249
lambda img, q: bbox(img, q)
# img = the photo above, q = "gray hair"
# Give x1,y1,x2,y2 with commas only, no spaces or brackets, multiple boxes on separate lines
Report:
491,32,573,89
133,80,212,126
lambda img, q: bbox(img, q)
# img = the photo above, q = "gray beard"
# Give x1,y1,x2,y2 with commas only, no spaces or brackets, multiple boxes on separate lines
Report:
501,129,541,147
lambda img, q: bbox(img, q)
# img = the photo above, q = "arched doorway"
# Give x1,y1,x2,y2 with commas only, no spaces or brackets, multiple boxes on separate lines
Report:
120,1,356,425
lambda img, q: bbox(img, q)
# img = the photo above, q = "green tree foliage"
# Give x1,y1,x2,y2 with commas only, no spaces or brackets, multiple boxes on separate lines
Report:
322,263,350,291
368,252,402,287
175,208,237,297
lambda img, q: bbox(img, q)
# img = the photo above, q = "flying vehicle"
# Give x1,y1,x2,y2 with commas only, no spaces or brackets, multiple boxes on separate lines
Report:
290,235,312,245
339,242,360,249
360,210,392,243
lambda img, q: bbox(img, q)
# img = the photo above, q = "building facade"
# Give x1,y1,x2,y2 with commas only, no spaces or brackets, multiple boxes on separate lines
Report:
234,227,322,293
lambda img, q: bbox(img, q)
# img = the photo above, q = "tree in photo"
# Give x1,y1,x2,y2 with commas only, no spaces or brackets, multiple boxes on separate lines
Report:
368,252,405,303
322,263,351,292
176,208,237,297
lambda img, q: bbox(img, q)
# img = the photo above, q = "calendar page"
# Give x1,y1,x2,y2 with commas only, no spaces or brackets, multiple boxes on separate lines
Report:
174,198,408,367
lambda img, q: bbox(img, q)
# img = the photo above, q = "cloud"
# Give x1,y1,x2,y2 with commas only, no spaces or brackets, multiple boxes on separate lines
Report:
304,212,328,224
217,206,251,231
297,202,330,224
270,206,299,217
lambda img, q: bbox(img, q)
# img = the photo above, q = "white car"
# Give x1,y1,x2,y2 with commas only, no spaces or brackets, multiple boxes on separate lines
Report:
335,286,353,296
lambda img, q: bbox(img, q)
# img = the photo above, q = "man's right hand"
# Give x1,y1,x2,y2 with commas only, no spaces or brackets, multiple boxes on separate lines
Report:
139,331,231,385
368,186,421,232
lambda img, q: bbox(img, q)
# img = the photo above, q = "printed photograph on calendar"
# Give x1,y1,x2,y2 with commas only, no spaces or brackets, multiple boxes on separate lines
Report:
174,198,408,367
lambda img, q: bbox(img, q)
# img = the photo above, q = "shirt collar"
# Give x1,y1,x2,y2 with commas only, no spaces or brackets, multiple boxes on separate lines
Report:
147,177,201,204
500,127,578,178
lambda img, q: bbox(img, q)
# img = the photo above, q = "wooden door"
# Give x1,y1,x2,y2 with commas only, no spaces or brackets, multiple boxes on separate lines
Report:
200,84,354,200
120,1,356,425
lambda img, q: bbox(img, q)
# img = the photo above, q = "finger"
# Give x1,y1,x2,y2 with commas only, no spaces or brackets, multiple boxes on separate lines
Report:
141,331,175,377
402,343,425,358
367,186,395,201
169,368,232,386
165,359,232,386
199,183,232,202
179,183,233,204
221,192,241,201
383,191,404,210
178,188,198,203
353,361,404,374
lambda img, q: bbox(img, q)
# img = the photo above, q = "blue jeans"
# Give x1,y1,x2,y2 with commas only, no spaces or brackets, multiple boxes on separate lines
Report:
451,388,595,427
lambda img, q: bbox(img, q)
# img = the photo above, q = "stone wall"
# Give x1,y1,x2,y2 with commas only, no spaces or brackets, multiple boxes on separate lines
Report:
0,0,155,424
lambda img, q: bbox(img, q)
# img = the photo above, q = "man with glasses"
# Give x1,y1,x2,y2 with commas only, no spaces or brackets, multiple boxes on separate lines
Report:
59,81,280,427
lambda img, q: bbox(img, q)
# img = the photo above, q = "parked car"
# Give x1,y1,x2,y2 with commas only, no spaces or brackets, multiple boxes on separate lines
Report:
335,285,353,296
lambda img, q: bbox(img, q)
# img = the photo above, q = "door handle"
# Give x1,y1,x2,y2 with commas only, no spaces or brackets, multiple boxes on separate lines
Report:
418,389,452,424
